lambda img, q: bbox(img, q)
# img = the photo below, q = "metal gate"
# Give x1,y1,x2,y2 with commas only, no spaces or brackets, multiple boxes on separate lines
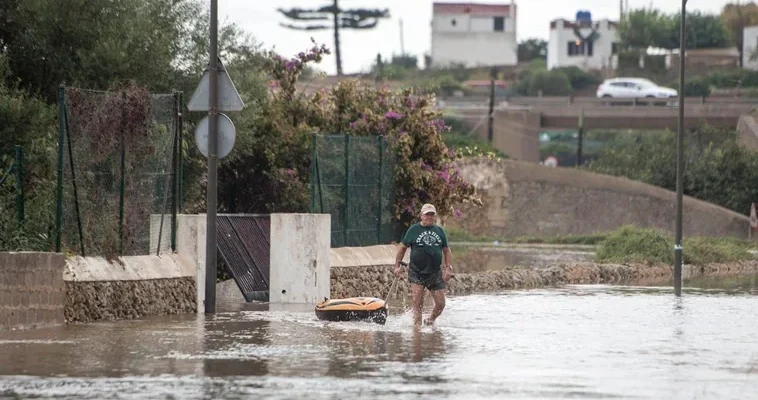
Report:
216,214,270,302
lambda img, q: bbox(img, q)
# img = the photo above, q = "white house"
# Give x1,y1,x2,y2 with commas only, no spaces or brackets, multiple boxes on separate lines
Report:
430,2,518,68
547,12,619,71
743,25,758,70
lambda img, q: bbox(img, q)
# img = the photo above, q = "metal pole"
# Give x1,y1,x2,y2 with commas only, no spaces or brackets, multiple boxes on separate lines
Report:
487,68,496,143
55,86,66,252
343,134,350,247
119,91,126,256
205,0,219,313
15,145,24,226
674,0,687,297
577,109,584,167
377,136,384,244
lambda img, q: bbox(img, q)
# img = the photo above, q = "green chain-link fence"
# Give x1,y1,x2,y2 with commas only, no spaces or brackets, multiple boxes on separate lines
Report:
310,134,397,248
0,146,24,229
55,86,183,257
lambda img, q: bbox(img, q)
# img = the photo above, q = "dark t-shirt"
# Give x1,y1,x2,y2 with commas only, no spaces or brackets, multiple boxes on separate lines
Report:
401,223,448,275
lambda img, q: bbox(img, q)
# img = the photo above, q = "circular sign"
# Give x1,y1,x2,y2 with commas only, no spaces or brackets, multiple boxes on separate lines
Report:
544,156,558,167
194,113,236,159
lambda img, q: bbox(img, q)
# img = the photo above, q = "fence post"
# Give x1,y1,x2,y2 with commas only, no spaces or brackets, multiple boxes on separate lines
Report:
178,91,185,212
310,133,316,213
118,91,126,255
343,134,350,247
376,136,383,244
65,102,85,257
55,86,66,252
171,92,179,252
14,145,24,226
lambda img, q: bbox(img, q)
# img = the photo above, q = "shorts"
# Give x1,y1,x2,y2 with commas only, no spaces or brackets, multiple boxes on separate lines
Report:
408,268,445,291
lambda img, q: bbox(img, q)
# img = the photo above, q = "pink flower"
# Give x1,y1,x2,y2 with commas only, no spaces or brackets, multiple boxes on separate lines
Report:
455,209,463,218
384,111,402,120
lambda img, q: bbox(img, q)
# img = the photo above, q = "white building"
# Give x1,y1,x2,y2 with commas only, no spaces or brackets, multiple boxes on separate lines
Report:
430,2,518,68
743,25,758,70
547,12,619,71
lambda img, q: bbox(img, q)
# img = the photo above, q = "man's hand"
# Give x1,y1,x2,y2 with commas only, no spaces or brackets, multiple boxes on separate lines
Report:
394,264,403,277
443,265,452,282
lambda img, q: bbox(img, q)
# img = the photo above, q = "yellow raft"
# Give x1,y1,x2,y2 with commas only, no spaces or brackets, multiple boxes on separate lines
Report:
314,297,388,324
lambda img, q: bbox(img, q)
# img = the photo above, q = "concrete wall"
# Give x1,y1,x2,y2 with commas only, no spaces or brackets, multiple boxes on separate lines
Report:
445,158,750,239
737,114,758,151
64,254,196,323
269,213,331,303
0,252,65,331
155,214,207,313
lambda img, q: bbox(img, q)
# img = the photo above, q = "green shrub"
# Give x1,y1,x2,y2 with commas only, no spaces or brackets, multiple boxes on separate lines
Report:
595,225,673,264
553,66,601,90
527,70,572,96
596,225,755,265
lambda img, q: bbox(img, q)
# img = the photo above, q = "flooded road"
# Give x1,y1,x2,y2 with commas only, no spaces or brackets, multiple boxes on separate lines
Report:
1,277,757,399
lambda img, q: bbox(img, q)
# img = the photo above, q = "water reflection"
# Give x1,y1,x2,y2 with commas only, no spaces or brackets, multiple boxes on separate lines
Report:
452,245,595,272
0,280,757,399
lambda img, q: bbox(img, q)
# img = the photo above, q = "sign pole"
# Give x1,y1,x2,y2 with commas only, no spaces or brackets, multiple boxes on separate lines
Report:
674,0,687,298
205,0,219,314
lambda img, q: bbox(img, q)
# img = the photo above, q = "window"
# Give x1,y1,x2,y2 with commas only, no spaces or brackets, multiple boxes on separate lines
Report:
494,16,504,31
612,42,620,55
567,41,582,56
567,40,593,57
451,19,456,26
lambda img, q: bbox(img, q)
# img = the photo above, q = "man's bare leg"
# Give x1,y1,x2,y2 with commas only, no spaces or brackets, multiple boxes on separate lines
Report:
424,289,446,326
410,283,425,326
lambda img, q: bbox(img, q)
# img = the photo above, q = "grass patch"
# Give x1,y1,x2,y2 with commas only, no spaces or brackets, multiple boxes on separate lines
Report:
508,234,608,245
595,225,755,265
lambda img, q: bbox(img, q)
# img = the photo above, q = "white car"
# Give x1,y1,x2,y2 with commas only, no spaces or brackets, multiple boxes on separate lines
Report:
596,78,678,99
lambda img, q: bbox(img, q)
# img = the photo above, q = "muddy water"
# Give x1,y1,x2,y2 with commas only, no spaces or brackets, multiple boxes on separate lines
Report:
1,278,757,399
451,244,596,272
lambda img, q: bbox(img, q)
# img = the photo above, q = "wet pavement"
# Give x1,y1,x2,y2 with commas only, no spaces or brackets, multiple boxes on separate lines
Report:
1,275,757,399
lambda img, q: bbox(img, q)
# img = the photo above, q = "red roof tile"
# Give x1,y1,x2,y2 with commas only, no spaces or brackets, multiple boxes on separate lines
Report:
433,2,511,16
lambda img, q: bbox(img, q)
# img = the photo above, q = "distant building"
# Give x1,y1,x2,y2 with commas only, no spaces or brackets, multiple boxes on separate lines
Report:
430,2,518,68
547,11,619,71
743,26,758,70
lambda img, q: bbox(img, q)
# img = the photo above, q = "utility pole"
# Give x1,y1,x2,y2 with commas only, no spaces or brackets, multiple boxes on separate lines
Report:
674,0,687,297
205,0,219,313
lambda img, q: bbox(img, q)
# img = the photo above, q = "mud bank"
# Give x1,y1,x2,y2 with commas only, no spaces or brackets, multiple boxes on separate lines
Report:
330,260,758,299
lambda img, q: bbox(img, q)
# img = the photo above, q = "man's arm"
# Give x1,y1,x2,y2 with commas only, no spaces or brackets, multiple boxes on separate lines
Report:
443,246,453,270
395,244,407,267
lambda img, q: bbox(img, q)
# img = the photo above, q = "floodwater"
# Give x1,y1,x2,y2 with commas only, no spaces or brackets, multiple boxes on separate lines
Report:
451,244,596,272
1,276,758,399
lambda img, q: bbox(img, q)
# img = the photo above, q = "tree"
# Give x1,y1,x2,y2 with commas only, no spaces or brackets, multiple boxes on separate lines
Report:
517,39,547,62
662,11,731,50
277,0,390,76
721,2,758,67
618,7,671,50
619,8,731,50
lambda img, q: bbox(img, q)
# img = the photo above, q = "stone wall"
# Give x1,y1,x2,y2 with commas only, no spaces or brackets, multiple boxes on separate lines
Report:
446,158,750,239
0,252,65,331
64,254,196,323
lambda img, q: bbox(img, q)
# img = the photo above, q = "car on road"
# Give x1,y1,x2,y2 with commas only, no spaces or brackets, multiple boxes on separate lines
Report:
596,78,678,99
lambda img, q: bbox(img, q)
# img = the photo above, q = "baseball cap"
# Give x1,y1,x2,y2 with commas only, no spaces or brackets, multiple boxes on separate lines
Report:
420,203,436,215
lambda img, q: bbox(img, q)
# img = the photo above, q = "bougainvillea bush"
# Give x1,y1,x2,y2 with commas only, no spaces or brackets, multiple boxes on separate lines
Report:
218,39,483,229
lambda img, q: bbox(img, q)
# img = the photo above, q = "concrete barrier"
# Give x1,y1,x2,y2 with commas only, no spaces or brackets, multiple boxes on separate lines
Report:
0,252,65,331
64,254,196,323
269,213,331,304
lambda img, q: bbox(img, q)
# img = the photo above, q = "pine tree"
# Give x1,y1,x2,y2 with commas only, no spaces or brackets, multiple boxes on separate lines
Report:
277,0,390,75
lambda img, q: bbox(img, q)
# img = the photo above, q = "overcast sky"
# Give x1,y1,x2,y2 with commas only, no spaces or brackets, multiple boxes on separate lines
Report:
219,0,739,75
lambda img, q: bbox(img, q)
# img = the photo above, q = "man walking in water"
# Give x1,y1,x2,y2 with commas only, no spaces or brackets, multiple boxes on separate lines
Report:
394,203,453,326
